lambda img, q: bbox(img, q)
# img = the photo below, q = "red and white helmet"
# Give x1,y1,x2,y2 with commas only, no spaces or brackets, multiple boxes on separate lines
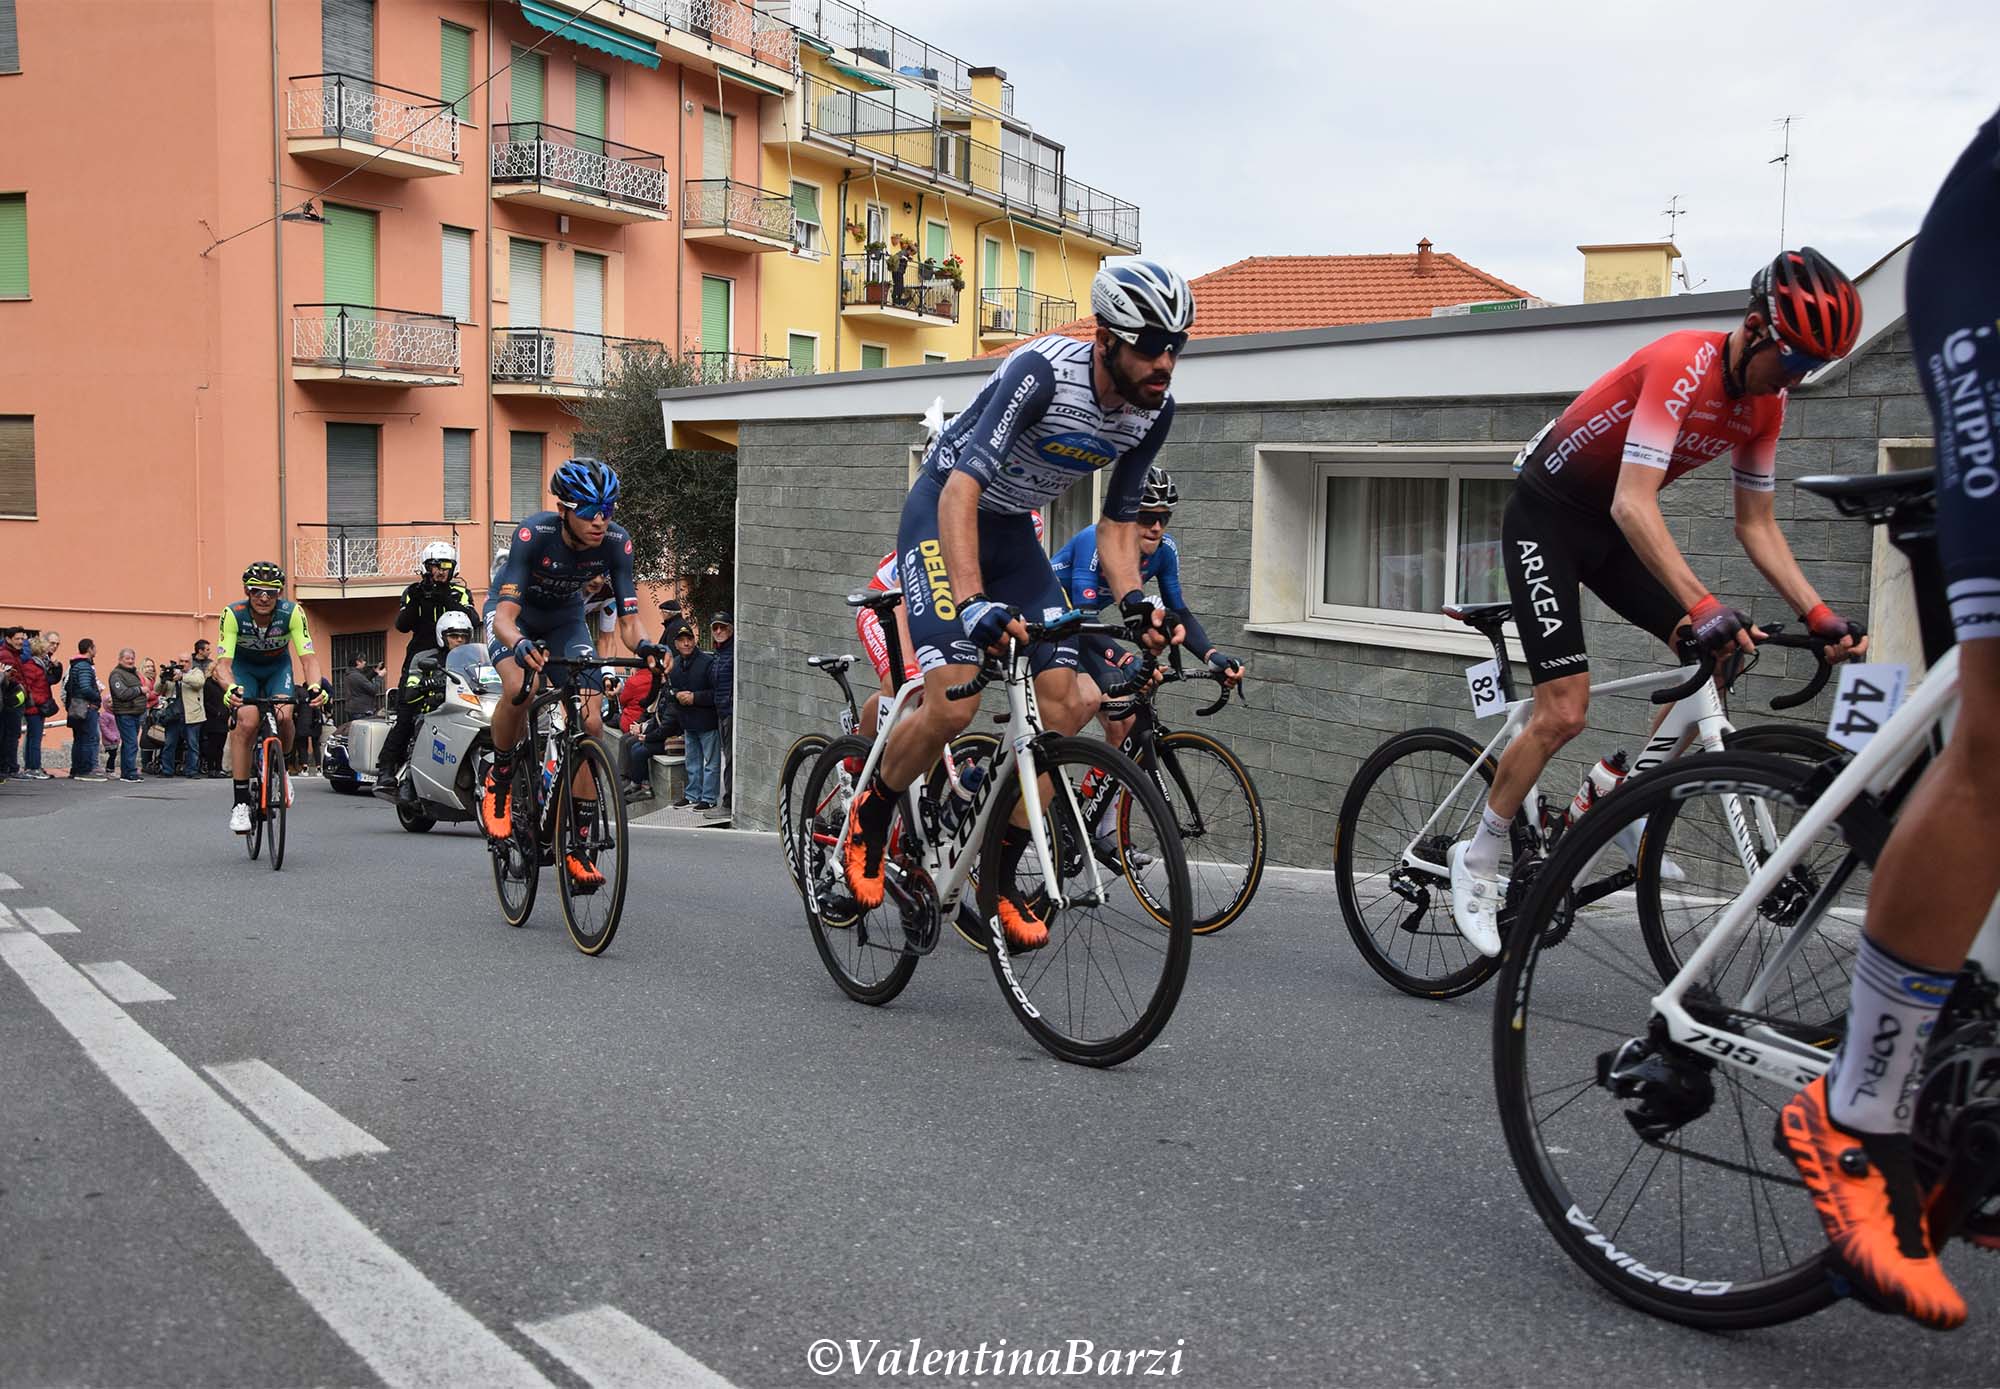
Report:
1751,247,1861,361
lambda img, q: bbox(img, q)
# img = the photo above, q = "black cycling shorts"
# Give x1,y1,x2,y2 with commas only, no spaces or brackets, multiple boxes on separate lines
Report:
1502,482,1686,684
1907,105,2000,643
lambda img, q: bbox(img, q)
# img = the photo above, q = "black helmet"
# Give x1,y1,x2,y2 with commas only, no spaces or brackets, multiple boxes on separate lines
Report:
243,561,286,591
1139,466,1179,510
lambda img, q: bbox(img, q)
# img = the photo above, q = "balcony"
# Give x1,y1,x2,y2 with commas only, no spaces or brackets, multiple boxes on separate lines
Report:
292,522,472,600
491,123,669,224
285,73,461,177
491,327,663,398
763,0,1010,113
839,254,959,326
796,77,1140,251
682,178,795,252
291,305,461,386
540,0,799,86
685,350,798,385
977,288,1077,343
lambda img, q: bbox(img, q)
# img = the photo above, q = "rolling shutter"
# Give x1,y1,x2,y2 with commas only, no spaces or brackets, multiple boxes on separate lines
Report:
573,251,606,383
702,108,733,180
510,47,545,124
790,181,819,247
700,276,731,355
507,238,542,327
574,67,608,156
0,194,25,298
1017,246,1035,291
441,226,472,322
982,238,999,289
440,22,472,119
787,333,815,377
442,429,473,522
925,222,948,263
0,416,34,517
325,424,379,545
860,344,886,371
322,0,374,79
322,203,376,306
0,0,19,74
509,432,545,524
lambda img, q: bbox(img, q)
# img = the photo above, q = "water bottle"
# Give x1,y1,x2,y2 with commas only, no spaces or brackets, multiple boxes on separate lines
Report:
1568,749,1629,823
940,764,985,836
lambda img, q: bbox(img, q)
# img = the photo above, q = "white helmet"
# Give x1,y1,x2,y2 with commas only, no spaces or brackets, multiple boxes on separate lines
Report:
1091,258,1195,336
420,540,458,571
435,611,474,645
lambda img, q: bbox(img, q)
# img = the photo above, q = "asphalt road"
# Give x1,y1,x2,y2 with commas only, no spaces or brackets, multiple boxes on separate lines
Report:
1,774,1995,1388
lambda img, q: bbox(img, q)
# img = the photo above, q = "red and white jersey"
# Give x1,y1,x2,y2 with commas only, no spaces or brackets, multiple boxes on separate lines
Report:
1516,330,1785,514
863,511,1042,592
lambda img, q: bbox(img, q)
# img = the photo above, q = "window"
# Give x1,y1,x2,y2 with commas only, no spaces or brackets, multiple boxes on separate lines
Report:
790,180,822,255
924,220,949,264
1310,460,1510,623
322,0,373,79
575,66,608,156
700,276,733,356
787,332,817,376
0,0,19,74
507,236,542,327
510,46,545,123
0,415,33,517
922,352,947,365
0,193,24,298
440,21,472,119
509,431,545,523
441,226,472,322
864,202,887,246
325,423,380,547
860,344,887,371
442,428,473,521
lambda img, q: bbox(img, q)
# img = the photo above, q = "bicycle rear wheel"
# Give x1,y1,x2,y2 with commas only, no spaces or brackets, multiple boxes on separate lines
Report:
779,732,830,896
799,735,917,1005
246,743,265,861
490,753,540,928
1493,752,1840,1329
1120,729,1266,935
978,737,1192,1067
557,736,629,956
264,737,287,871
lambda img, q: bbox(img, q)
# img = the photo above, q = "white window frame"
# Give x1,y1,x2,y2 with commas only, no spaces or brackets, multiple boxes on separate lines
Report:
864,202,888,247
787,330,820,375
1307,457,1515,630
789,176,825,258
858,340,889,371
921,351,947,365
923,217,950,266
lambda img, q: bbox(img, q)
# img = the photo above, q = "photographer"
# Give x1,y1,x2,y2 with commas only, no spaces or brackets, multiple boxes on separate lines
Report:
344,654,384,720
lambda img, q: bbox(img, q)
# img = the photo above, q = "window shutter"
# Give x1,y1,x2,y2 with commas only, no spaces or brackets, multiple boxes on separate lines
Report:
0,416,35,516
442,429,473,522
573,252,605,337
925,222,948,263
860,345,886,371
787,333,815,376
575,67,608,155
441,226,472,322
700,276,731,356
325,424,379,538
790,182,819,226
507,238,543,327
0,194,26,298
321,0,374,79
0,0,19,74
440,22,472,119
510,48,545,124
509,432,545,524
702,108,733,180
322,204,377,306
982,238,999,289
1017,247,1034,291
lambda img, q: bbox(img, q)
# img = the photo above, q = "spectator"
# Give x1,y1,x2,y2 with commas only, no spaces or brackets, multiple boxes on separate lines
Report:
0,657,18,786
163,654,203,777
99,691,121,775
18,633,57,780
196,639,227,775
657,598,684,647
63,639,105,781
138,656,165,773
109,647,147,782
618,648,663,735
0,627,24,778
666,623,718,810
345,654,384,719
710,613,734,813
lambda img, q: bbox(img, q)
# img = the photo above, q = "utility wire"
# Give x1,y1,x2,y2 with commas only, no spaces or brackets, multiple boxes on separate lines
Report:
204,0,615,256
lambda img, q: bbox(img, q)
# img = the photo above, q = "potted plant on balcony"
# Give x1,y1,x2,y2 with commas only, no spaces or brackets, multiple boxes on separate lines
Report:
938,252,966,293
847,219,867,244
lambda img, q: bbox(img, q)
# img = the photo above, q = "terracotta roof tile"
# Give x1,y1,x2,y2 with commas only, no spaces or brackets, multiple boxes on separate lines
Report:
980,246,1537,356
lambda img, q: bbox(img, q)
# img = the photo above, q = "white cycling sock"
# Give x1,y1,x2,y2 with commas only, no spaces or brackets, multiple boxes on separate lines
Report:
1464,804,1511,877
1827,933,1955,1135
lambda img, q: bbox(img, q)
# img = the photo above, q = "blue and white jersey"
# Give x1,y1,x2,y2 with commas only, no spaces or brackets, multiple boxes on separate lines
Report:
1051,524,1188,611
922,335,1174,522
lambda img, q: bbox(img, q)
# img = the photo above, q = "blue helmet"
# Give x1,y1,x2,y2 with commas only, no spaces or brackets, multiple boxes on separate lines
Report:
551,457,620,510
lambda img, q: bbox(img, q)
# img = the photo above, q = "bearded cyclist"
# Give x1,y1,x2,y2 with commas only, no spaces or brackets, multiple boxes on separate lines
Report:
1447,247,1871,957
480,459,663,888
843,257,1195,952
212,561,327,834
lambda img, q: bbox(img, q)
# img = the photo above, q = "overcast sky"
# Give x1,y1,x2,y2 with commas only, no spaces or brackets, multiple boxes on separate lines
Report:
896,0,1998,302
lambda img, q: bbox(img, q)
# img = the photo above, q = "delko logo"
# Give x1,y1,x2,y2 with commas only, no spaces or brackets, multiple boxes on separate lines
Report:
1037,432,1117,472
918,538,956,622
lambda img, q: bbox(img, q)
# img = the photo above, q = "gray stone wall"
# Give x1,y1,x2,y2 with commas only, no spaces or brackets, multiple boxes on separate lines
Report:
732,327,1929,869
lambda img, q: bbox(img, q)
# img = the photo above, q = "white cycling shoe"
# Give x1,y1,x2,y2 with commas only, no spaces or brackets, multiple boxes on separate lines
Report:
1611,817,1686,882
283,771,294,809
1447,841,1503,957
228,803,252,835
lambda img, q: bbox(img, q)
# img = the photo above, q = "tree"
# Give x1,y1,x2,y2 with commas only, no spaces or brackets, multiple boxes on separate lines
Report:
567,346,736,623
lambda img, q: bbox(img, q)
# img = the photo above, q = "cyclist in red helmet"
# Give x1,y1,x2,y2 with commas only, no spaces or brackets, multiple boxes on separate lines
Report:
1446,247,1870,958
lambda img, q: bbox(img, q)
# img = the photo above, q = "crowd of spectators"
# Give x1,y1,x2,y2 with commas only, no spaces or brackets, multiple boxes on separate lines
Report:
615,609,734,816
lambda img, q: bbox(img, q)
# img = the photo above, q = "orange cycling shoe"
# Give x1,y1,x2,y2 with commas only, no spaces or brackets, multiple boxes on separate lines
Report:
565,850,604,891
995,889,1049,953
843,789,887,910
480,770,513,839
1776,1076,1967,1331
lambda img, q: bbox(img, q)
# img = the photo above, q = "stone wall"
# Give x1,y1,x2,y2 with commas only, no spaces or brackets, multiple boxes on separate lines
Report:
732,326,1929,869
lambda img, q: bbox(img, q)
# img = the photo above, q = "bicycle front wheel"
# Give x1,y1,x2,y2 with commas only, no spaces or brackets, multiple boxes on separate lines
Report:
978,737,1192,1067
246,744,265,861
265,738,287,871
491,753,540,928
1493,752,1840,1329
1120,729,1266,935
779,733,831,896
799,735,917,1005
557,736,629,956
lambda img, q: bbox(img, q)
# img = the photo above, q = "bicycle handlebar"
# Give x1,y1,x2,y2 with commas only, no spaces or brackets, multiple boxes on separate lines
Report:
508,644,652,705
1647,622,1840,709
942,614,1136,701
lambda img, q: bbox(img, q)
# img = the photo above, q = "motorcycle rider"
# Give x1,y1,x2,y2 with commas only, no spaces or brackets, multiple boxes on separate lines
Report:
378,613,476,804
374,542,477,798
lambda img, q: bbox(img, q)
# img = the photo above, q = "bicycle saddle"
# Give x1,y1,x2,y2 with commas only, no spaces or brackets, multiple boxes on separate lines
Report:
846,589,905,614
1442,601,1513,632
807,654,855,672
1796,469,1936,522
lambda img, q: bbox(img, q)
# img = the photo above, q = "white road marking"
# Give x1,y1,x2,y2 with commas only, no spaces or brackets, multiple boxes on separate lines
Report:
0,932,553,1389
78,960,175,1004
518,1306,737,1389
0,871,21,889
204,1060,388,1162
0,903,18,930
16,906,80,935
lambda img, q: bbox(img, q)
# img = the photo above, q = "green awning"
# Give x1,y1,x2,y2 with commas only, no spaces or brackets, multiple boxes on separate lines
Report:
520,0,660,69
827,61,894,89
720,68,788,97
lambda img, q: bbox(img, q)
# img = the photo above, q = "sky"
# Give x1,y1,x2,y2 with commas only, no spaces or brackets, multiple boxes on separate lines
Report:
887,0,1999,302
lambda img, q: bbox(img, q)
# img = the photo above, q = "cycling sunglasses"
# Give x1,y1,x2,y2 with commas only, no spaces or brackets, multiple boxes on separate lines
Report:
568,501,616,521
1777,346,1832,378
1136,510,1172,528
1107,325,1189,359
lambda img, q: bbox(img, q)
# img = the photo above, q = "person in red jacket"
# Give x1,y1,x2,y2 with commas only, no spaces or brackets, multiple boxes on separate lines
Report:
618,650,663,734
15,633,55,779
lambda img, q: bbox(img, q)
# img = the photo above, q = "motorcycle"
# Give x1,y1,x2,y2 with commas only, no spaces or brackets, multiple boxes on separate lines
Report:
382,658,503,833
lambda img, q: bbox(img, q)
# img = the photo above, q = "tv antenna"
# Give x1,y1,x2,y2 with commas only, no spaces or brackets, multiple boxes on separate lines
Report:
1661,194,1705,291
1770,115,1800,248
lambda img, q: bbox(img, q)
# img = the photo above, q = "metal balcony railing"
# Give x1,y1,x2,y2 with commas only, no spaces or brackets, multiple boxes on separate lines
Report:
285,72,461,164
840,254,960,322
491,327,662,390
601,0,799,70
682,178,796,242
292,305,461,377
293,522,471,586
491,122,669,213
684,350,797,385
1061,178,1142,252
764,0,1012,112
977,287,1076,337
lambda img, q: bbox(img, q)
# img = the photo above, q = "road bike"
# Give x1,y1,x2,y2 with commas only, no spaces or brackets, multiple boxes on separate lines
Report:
486,651,648,956
1493,468,2000,1327
794,594,1194,1067
1334,603,1837,998
242,695,300,870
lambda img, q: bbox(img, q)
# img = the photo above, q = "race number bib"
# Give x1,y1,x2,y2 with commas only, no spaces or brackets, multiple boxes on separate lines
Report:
1466,659,1506,719
1826,663,1909,753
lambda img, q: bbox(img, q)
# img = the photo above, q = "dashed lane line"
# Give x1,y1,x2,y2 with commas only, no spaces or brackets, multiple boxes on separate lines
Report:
0,872,21,890
77,960,176,1004
15,906,79,935
518,1305,738,1389
204,1059,389,1163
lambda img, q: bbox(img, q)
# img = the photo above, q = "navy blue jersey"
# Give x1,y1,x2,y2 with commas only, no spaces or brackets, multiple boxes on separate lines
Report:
1052,523,1211,656
491,512,638,617
923,335,1173,522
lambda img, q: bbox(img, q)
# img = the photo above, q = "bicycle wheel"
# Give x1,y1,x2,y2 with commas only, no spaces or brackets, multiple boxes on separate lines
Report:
556,736,629,956
490,752,540,928
798,735,917,1005
1493,752,1840,1329
264,737,287,872
1118,730,1266,935
977,736,1192,1067
246,743,265,861
1335,728,1507,998
1724,723,1844,764
778,732,830,896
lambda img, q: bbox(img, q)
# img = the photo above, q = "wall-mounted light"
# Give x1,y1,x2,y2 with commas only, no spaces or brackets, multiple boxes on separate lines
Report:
558,215,571,235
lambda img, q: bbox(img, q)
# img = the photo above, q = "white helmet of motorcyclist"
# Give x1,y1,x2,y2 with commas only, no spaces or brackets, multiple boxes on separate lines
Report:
436,611,475,645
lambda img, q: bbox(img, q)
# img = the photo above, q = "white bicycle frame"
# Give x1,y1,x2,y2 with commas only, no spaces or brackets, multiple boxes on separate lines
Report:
1648,644,2000,1091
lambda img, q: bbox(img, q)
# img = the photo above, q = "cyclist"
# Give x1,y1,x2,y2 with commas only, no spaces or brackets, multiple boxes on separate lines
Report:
373,541,476,800
843,257,1195,951
1448,247,1871,957
1774,108,2000,1333
480,459,662,889
212,561,327,834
